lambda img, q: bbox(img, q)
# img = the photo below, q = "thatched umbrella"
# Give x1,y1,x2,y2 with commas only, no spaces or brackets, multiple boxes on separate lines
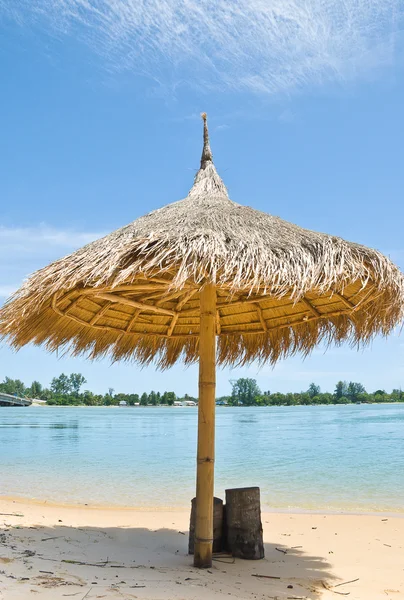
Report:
1,114,403,567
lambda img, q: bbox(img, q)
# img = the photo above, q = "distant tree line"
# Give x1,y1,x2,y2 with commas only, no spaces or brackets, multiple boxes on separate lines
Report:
222,378,404,405
0,374,187,406
0,374,402,406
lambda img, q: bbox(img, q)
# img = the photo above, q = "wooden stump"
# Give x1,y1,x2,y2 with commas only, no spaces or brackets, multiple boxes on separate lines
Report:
225,487,264,559
189,497,224,555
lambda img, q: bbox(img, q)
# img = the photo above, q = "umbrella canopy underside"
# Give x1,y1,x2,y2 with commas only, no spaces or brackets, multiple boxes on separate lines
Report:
1,268,401,368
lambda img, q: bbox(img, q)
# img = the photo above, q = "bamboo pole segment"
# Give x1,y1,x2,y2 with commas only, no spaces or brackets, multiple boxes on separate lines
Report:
194,282,217,568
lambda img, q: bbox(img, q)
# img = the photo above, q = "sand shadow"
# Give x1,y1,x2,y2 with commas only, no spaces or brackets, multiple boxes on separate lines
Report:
0,522,335,598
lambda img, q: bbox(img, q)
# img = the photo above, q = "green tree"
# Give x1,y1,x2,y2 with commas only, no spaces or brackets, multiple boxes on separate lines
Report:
347,381,366,402
40,388,53,402
268,392,286,406
391,389,404,402
69,373,87,396
50,373,71,396
82,390,98,406
0,377,26,397
230,378,261,406
162,391,176,406
300,392,312,405
28,380,43,398
140,392,148,406
373,390,387,403
321,393,333,405
334,381,349,399
308,383,321,398
127,394,140,406
335,395,350,404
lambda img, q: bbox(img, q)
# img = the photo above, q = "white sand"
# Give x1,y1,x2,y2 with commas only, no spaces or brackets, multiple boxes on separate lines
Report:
1,497,403,599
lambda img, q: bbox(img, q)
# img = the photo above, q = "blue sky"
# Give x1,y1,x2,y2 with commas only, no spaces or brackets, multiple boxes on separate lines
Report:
0,1,404,397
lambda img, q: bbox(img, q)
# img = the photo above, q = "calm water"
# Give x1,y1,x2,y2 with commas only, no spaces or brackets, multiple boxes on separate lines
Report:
1,405,403,513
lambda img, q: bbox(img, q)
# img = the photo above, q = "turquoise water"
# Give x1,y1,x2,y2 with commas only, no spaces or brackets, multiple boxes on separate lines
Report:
1,405,403,513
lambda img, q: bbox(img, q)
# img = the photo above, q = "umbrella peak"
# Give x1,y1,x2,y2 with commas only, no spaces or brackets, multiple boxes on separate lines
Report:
200,112,213,168
188,113,230,201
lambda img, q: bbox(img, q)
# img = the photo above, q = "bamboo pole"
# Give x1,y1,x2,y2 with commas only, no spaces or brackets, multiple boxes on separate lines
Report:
194,282,217,568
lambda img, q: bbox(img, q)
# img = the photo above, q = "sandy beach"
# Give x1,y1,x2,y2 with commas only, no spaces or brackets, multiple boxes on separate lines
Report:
0,497,402,599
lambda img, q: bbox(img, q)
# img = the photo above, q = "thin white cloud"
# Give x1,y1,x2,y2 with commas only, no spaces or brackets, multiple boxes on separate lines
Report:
0,225,104,298
0,225,103,253
1,0,403,94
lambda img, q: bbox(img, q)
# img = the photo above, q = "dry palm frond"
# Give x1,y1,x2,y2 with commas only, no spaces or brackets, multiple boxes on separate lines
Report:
0,114,403,368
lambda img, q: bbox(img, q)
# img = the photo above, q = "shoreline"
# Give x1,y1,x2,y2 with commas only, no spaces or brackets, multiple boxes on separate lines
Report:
23,401,404,407
1,496,403,599
2,494,404,519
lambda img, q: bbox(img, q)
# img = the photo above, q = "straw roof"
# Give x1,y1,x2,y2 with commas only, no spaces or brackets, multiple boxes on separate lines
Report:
1,114,403,368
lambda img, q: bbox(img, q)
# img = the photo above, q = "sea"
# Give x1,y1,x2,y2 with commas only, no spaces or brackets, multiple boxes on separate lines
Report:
1,404,403,513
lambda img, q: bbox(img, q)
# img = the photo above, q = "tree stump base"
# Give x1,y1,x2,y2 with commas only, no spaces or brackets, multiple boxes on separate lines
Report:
225,487,264,559
188,497,224,555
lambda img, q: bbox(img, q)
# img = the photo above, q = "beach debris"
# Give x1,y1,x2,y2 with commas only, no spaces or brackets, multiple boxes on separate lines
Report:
275,547,287,554
0,513,24,517
39,570,54,575
41,536,63,542
62,559,109,567
36,575,85,588
382,519,388,522
0,569,16,579
334,578,359,588
178,531,186,535
322,581,350,595
251,574,281,579
291,546,302,549
383,543,392,547
212,556,235,564
287,584,294,588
